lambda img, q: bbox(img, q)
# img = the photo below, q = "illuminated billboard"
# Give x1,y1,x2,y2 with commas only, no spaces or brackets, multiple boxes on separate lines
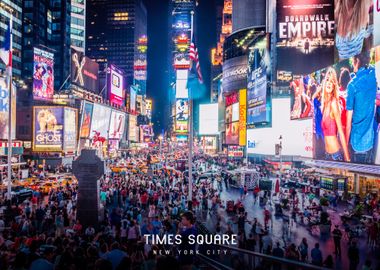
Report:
374,0,380,47
222,56,248,93
247,35,271,128
276,0,334,74
141,125,154,142
231,103,239,122
174,53,190,69
228,146,244,158
79,101,93,138
290,75,313,120
130,86,137,114
33,107,64,152
33,47,54,100
239,89,247,146
335,0,373,60
226,122,239,145
176,120,188,134
91,104,112,139
0,78,16,140
63,108,78,152
71,49,99,93
128,114,138,142
109,65,124,106
109,110,126,140
199,104,218,135
176,99,189,121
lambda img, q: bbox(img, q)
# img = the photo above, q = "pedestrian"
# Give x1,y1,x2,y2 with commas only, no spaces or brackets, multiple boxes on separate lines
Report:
348,241,360,270
332,225,342,256
311,243,323,266
298,237,308,262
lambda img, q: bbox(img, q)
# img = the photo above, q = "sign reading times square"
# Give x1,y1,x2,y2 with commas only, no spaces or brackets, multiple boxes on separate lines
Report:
276,0,335,74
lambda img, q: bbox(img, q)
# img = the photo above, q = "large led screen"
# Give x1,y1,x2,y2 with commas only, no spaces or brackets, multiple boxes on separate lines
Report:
79,101,93,138
91,104,111,139
129,115,138,142
0,78,16,140
109,65,124,106
71,49,99,93
33,48,54,101
176,99,189,121
199,104,218,135
276,0,334,74
63,108,78,152
231,103,239,122
109,110,126,140
226,122,239,145
290,75,313,120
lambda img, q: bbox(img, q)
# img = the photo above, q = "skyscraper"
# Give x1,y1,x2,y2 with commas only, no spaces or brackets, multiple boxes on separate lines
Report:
0,0,22,79
70,0,86,52
86,0,147,87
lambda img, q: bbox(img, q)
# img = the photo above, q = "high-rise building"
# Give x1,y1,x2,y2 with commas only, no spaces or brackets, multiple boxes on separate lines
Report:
70,0,86,52
86,0,147,88
232,0,266,33
22,0,71,90
0,0,22,79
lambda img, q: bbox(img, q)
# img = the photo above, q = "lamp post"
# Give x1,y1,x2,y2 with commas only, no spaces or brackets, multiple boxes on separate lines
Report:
279,135,283,173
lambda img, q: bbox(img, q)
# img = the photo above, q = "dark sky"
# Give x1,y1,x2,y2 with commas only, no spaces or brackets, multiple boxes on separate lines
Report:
146,0,217,135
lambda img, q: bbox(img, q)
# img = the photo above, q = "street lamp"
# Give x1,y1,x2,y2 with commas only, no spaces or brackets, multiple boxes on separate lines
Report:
278,135,283,173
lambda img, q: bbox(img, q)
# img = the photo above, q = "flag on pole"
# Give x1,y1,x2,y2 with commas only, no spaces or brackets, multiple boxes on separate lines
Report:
189,35,203,83
0,16,12,70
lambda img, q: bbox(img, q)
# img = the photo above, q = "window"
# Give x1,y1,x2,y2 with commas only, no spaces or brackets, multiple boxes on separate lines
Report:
72,17,84,27
24,1,33,8
72,6,84,15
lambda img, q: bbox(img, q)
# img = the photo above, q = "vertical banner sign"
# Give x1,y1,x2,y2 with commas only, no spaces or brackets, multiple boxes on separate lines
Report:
109,65,125,106
33,47,54,100
64,108,78,152
0,78,16,140
239,89,247,146
79,102,94,138
33,107,64,152
276,0,335,74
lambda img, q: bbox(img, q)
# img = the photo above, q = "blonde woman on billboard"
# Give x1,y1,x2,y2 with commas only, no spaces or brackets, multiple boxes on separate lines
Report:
335,0,373,60
321,68,350,162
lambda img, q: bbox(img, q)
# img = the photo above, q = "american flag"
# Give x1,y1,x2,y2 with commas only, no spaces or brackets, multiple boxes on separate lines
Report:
189,36,203,83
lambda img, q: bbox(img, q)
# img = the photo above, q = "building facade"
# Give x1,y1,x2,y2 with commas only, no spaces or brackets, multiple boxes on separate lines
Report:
70,0,86,52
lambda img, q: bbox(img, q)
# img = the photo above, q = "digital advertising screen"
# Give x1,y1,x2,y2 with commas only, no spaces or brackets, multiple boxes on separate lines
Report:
335,0,373,60
109,65,125,106
231,103,239,122
176,99,189,121
276,0,335,74
239,89,247,146
33,47,54,101
71,49,99,93
109,110,126,140
129,115,138,142
228,145,244,158
290,75,313,120
130,86,137,114
79,101,94,138
199,104,218,135
176,120,188,134
63,108,78,152
91,104,112,139
0,78,16,140
141,125,154,142
225,106,232,124
247,98,313,157
226,122,239,145
33,107,63,152
247,36,271,128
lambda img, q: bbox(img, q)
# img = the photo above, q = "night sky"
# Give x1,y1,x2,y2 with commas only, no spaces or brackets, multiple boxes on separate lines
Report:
146,0,217,136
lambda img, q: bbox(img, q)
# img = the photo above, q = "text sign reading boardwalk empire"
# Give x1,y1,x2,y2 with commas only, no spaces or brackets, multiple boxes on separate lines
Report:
276,0,335,74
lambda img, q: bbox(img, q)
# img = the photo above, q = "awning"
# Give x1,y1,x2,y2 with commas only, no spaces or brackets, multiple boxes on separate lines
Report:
303,159,380,176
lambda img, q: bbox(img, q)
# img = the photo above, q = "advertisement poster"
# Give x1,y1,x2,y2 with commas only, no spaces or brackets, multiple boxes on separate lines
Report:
91,104,111,139
232,103,239,122
199,104,218,135
228,145,244,158
130,86,137,114
335,0,373,60
239,89,247,146
0,78,16,140
276,0,335,74
33,107,63,152
176,120,188,134
310,49,380,164
247,36,271,128
141,125,154,142
109,65,124,106
63,108,77,152
33,47,54,100
226,122,239,145
375,0,380,46
109,110,126,140
222,56,248,93
71,49,99,93
290,75,313,119
176,99,189,121
128,115,138,142
79,101,93,138
225,106,232,124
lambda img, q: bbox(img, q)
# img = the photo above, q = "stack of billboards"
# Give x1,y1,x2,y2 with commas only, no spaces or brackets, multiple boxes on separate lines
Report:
175,99,189,134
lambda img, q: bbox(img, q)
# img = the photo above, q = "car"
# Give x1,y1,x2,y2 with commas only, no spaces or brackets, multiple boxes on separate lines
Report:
2,186,33,202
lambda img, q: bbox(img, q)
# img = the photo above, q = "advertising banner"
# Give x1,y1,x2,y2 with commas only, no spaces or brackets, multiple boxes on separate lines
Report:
63,108,77,152
91,104,111,139
290,75,313,120
199,104,218,135
310,48,380,164
176,120,188,134
0,78,16,140
71,49,99,93
225,106,233,124
33,47,54,100
33,107,63,152
335,0,373,60
130,86,137,114
232,103,239,122
109,110,126,140
247,98,313,157
141,125,154,142
375,0,380,46
222,56,248,94
247,36,271,128
109,65,124,106
226,122,239,145
228,145,244,158
79,101,93,138
176,99,189,121
239,89,247,146
128,115,138,142
276,0,334,74
225,91,239,107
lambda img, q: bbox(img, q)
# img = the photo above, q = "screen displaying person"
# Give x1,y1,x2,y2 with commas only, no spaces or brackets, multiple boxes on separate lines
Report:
346,51,378,164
